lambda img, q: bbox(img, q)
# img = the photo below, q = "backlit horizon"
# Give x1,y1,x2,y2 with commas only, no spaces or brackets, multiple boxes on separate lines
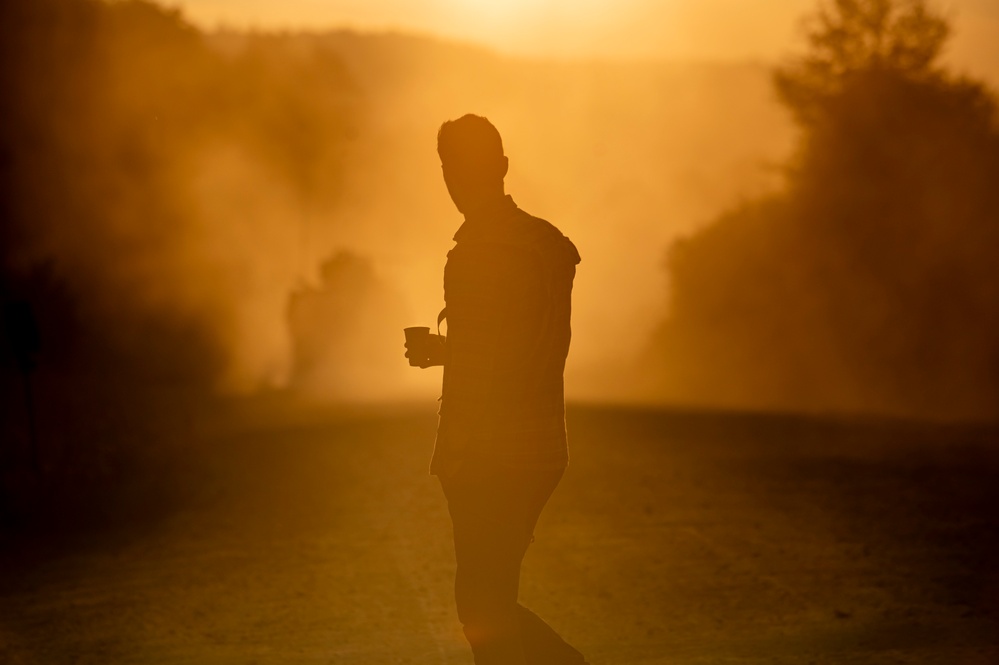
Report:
175,0,998,80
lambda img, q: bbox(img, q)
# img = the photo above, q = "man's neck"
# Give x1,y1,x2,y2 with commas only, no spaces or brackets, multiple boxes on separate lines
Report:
461,192,511,220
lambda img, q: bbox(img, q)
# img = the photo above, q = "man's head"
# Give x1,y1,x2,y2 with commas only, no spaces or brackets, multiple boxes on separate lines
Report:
437,114,509,214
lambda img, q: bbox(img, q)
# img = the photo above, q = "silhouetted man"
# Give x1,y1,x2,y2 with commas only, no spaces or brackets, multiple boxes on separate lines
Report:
405,114,586,664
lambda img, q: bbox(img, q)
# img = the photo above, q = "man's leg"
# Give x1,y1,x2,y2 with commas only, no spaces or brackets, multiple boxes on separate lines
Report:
513,467,587,665
440,462,586,665
442,462,532,664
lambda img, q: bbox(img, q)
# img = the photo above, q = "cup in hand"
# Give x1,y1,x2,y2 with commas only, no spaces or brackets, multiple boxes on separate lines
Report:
403,326,431,367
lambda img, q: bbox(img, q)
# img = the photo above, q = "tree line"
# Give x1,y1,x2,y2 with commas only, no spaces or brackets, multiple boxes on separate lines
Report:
646,0,999,421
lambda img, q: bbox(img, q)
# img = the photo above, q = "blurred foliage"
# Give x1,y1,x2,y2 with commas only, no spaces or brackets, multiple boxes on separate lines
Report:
1,0,357,500
286,250,409,400
648,0,999,420
775,0,950,126
1,0,355,380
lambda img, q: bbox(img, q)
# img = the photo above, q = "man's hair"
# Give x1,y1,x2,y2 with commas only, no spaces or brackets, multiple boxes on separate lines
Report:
437,114,504,166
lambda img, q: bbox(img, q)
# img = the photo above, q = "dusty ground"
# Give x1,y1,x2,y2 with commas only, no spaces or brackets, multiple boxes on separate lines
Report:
1,401,998,664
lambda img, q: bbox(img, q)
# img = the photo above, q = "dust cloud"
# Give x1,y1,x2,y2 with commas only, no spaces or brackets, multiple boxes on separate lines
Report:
1,1,789,407
13,1,995,420
275,31,792,401
1,3,791,405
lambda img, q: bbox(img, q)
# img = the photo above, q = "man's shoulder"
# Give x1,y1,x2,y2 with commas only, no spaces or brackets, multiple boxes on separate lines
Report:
450,198,581,267
511,206,558,237
505,206,581,267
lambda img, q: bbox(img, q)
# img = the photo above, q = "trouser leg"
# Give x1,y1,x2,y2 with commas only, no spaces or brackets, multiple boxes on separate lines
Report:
440,463,586,665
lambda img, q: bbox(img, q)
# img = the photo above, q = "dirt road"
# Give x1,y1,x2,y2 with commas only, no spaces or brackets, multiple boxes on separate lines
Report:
2,402,997,664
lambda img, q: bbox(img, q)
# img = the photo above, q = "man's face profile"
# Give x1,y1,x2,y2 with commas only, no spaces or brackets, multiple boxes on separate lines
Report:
437,115,509,214
440,154,508,214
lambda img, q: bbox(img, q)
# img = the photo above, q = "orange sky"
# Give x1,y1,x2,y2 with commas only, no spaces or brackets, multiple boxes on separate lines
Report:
177,0,997,78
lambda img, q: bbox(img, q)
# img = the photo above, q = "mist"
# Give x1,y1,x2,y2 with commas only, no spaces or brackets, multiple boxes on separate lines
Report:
211,30,792,401
8,0,993,420
2,1,792,408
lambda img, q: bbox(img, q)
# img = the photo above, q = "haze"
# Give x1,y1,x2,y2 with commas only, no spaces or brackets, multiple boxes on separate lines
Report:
179,0,998,80
6,0,998,413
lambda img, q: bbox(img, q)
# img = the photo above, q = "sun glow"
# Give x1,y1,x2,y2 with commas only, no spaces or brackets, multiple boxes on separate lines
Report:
174,0,998,75
448,0,617,19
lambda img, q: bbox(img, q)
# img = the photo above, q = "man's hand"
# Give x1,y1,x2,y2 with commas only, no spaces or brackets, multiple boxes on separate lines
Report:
405,333,446,368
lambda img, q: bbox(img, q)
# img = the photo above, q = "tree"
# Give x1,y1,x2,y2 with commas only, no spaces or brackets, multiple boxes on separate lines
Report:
647,0,999,420
775,0,950,125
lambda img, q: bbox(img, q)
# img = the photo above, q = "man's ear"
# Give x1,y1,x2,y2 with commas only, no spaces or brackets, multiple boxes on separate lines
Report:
500,156,509,179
